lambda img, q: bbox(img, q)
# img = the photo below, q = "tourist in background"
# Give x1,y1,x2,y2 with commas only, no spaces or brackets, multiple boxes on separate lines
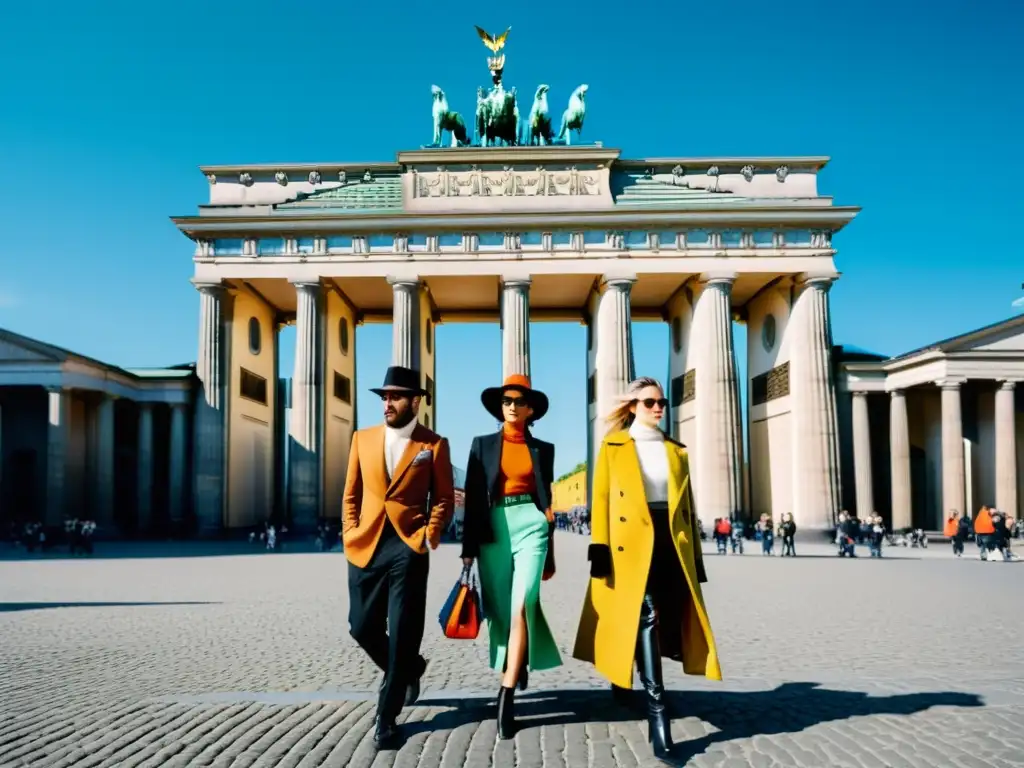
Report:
342,366,455,750
573,377,721,759
868,515,886,557
757,514,775,555
974,506,995,560
461,374,561,741
779,513,797,556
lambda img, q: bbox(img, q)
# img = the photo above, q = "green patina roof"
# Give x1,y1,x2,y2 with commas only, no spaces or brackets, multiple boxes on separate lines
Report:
613,174,747,207
277,176,403,213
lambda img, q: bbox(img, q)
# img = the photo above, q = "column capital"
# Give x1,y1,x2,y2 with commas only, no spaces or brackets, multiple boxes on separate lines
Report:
936,378,966,390
699,271,738,287
601,274,636,290
191,279,227,295
889,389,906,399
500,276,532,289
386,275,421,288
999,379,1020,391
290,279,325,291
851,390,870,398
795,272,838,291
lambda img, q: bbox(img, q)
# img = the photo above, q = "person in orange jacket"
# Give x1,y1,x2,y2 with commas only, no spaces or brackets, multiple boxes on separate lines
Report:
974,506,995,560
944,512,963,556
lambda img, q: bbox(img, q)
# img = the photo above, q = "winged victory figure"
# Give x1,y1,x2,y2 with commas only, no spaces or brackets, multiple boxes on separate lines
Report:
474,25,511,52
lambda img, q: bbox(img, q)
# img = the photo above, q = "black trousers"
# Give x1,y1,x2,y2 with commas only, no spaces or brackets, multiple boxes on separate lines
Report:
348,520,429,724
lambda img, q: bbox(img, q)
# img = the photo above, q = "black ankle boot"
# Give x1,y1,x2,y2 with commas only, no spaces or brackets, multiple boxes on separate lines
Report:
496,686,516,740
636,594,673,758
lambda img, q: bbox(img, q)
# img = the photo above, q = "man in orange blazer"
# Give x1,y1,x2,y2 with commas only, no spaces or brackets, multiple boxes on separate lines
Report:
343,365,454,750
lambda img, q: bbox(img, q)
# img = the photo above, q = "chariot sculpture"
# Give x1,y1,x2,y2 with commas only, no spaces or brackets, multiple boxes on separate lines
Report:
425,26,590,148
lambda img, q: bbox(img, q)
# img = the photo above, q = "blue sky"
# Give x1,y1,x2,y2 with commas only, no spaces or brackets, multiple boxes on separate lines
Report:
1,1,1021,476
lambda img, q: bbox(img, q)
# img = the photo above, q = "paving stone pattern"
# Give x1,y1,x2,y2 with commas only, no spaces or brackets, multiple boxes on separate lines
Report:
1,536,1023,767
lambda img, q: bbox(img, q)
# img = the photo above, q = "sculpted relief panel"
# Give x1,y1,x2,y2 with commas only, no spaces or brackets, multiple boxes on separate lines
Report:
412,165,602,198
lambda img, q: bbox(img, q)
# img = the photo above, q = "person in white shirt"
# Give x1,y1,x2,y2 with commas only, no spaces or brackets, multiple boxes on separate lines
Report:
574,376,721,759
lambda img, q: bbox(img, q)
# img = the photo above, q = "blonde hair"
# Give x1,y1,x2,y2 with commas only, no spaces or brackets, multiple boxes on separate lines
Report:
606,376,663,433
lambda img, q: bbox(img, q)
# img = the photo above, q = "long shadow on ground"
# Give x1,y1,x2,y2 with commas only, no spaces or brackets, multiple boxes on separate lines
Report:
0,601,221,613
405,682,983,764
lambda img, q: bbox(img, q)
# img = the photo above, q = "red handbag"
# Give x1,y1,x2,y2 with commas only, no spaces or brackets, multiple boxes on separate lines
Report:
438,565,485,640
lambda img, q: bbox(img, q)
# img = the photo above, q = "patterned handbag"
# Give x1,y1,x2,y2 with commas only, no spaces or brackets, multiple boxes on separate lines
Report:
438,564,485,640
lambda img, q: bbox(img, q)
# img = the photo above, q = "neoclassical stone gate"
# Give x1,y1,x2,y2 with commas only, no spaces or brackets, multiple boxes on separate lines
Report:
173,146,859,535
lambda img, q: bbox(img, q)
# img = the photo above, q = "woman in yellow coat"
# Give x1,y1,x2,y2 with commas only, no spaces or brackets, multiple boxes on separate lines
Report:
573,376,721,758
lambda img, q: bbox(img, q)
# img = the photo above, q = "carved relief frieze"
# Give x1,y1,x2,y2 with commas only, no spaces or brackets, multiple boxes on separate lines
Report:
275,171,288,186
741,165,755,182
308,171,321,185
239,172,253,187
242,238,257,256
607,231,625,249
776,165,789,182
412,164,601,198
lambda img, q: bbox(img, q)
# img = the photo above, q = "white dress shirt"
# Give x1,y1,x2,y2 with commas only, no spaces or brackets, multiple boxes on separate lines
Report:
629,421,669,503
384,418,418,479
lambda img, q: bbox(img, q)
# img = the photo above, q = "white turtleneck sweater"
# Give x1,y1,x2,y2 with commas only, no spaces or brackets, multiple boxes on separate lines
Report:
629,421,669,503
384,417,418,478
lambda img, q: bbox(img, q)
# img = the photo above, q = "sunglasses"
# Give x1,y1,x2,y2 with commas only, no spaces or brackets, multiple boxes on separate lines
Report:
502,396,529,408
637,398,668,409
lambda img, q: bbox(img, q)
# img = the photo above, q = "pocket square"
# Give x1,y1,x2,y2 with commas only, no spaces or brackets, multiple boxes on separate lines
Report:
412,449,433,465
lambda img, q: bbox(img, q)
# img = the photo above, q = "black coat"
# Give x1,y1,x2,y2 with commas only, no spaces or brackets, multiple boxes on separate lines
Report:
461,429,555,560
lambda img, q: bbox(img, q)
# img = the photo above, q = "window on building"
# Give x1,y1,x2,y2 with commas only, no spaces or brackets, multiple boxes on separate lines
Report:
339,317,350,355
333,371,352,404
240,368,268,405
248,317,262,355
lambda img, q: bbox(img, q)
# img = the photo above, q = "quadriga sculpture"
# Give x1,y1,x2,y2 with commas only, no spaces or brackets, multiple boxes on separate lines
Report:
557,84,588,145
476,85,520,147
430,85,471,148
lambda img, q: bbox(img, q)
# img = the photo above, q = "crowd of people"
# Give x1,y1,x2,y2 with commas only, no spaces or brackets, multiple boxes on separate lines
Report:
943,506,1019,561
6,519,97,554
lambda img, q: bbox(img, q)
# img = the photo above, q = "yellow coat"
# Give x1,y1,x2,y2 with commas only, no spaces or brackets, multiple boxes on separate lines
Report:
573,430,722,688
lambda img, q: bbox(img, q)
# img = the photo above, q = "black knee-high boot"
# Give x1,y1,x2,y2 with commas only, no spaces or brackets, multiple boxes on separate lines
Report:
637,594,673,757
496,686,516,740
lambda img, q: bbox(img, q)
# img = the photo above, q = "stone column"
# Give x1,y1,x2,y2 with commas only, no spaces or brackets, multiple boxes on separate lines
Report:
939,379,965,520
588,276,637,484
851,391,874,517
789,275,842,532
388,277,421,369
889,390,912,530
290,281,326,531
995,380,1018,517
694,273,743,522
168,403,189,528
500,278,532,378
193,281,231,536
94,395,115,528
45,386,71,526
136,403,154,532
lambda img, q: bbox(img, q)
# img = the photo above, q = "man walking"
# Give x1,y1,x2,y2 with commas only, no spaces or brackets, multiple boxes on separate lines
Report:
343,365,455,749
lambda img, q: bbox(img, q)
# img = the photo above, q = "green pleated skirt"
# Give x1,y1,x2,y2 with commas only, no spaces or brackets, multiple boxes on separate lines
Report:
477,497,562,673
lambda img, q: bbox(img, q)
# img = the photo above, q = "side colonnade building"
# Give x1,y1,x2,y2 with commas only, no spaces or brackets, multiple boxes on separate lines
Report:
172,145,859,537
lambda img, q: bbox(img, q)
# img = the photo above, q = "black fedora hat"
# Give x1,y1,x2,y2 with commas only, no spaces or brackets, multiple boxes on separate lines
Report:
481,373,549,423
370,366,431,404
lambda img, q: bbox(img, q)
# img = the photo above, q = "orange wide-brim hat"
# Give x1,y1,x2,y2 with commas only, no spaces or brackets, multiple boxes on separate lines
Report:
481,373,549,423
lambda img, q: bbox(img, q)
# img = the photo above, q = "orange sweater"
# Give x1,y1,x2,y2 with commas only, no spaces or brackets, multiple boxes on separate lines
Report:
500,423,536,496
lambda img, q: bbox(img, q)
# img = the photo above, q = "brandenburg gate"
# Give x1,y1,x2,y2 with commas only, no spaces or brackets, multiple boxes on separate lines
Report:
172,30,859,537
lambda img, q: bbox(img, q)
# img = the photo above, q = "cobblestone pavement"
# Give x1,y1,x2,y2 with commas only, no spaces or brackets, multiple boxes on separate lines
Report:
1,535,1022,767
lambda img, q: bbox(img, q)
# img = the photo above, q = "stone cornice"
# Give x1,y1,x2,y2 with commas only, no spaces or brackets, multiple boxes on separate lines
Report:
200,161,400,176
615,156,830,172
172,205,860,237
199,153,831,180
